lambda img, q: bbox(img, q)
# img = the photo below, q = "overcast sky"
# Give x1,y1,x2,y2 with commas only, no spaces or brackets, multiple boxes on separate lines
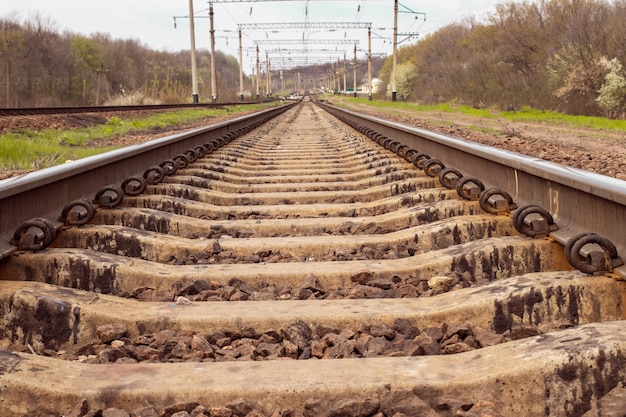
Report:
3,0,517,73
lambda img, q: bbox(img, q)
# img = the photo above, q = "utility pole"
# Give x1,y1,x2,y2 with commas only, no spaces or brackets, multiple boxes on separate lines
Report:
367,27,372,101
174,1,208,103
209,2,217,103
343,53,347,96
5,60,9,107
353,44,357,98
256,46,260,100
268,58,272,96
188,0,199,103
392,2,425,102
3,36,9,106
265,51,270,97
82,79,87,105
95,63,110,105
327,69,330,91
238,29,244,101
392,0,398,102
338,61,342,93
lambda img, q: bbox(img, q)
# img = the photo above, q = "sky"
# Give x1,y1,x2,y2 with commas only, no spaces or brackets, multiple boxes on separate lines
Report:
3,0,515,73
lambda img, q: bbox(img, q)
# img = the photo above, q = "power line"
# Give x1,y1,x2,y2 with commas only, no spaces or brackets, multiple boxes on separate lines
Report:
238,22,371,30
254,39,359,45
208,0,389,2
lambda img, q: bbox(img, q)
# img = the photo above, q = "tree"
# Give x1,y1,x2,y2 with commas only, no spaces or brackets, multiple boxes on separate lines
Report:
597,58,626,119
0,14,25,106
488,1,553,108
543,0,612,114
388,62,417,101
376,0,626,116
547,46,606,115
0,14,247,106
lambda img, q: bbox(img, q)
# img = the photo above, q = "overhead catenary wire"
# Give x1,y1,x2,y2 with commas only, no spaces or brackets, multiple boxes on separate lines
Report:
187,0,425,90
212,2,406,57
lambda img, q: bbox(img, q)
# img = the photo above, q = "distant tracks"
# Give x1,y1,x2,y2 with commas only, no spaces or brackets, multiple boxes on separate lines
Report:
0,102,260,117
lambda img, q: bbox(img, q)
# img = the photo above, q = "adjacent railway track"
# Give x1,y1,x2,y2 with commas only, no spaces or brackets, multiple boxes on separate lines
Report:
0,102,272,117
1,100,626,417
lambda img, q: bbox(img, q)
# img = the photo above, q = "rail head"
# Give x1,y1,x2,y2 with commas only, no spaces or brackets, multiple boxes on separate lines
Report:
317,101,626,277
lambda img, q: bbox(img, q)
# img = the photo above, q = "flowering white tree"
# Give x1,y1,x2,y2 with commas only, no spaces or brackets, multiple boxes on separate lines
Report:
387,62,417,101
597,57,626,119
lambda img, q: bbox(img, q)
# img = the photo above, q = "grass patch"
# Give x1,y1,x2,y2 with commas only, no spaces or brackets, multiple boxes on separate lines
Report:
0,102,280,173
503,106,626,131
0,131,113,171
324,95,626,132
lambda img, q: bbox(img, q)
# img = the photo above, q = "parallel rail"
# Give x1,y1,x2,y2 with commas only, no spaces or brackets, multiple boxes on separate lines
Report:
0,101,275,117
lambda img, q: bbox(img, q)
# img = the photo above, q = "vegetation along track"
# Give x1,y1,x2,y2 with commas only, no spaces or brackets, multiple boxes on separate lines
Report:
2,100,626,417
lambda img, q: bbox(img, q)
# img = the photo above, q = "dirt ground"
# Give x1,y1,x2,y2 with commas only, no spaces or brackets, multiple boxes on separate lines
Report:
335,101,626,181
1,102,626,180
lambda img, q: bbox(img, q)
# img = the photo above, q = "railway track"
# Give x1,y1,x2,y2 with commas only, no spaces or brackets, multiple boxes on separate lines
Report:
1,100,626,417
0,102,272,117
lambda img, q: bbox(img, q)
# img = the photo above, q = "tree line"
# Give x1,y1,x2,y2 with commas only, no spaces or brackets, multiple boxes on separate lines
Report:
0,13,249,107
378,0,626,118
0,13,386,108
6,0,625,117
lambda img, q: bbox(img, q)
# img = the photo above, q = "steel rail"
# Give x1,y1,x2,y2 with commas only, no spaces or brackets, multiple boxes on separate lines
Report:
0,101,275,117
0,102,298,257
317,101,626,277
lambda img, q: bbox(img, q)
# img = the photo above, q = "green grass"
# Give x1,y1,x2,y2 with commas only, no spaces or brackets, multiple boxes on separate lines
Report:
503,106,626,131
0,102,280,173
0,131,113,171
324,95,626,132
